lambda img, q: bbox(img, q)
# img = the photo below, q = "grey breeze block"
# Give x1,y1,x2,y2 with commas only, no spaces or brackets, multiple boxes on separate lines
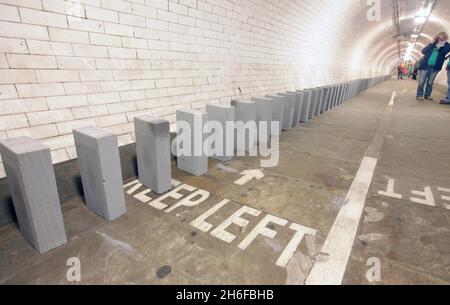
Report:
279,92,301,128
73,127,127,221
251,97,275,143
325,86,335,111
297,90,312,122
307,89,319,119
206,104,235,162
266,95,290,131
320,87,330,113
277,93,296,130
287,91,305,126
231,100,257,153
314,88,324,117
0,137,67,254
176,109,209,176
134,116,172,194
262,96,284,135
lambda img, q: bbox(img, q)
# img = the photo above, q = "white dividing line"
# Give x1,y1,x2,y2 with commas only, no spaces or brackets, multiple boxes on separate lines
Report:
305,156,378,285
389,90,397,106
305,87,397,284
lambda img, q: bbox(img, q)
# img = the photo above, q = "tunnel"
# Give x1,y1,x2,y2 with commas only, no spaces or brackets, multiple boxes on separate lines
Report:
0,0,449,286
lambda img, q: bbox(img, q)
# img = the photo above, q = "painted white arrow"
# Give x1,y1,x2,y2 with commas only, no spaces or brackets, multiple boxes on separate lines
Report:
234,169,264,186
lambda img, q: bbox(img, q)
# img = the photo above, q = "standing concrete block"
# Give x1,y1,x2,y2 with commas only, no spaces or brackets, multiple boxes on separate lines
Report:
281,94,296,128
342,84,348,102
74,127,126,220
267,95,293,131
320,87,329,113
251,97,274,142
314,89,324,116
323,87,329,111
328,86,334,109
351,82,356,98
347,83,352,100
345,83,350,101
288,91,304,124
134,116,172,194
279,92,301,128
296,91,305,124
339,84,345,105
297,90,311,122
308,89,319,119
231,100,257,152
334,85,341,106
0,137,67,254
325,87,333,111
338,84,344,105
176,109,209,176
333,85,341,108
206,104,235,161
336,85,341,105
264,96,285,133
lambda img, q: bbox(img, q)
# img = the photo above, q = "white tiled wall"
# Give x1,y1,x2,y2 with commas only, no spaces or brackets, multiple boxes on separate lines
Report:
0,0,388,177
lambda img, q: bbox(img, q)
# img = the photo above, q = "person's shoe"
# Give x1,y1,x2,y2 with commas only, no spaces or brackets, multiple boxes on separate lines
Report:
440,100,450,105
425,96,434,101
417,96,424,101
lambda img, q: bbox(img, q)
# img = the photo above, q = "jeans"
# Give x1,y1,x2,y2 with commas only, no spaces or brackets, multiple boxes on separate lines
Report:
417,68,439,98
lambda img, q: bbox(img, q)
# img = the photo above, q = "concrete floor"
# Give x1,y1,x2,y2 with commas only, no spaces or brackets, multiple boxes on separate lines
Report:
0,79,449,284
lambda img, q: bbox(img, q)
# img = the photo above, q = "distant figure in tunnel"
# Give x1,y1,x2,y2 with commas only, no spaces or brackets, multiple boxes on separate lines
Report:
417,32,450,101
439,55,450,105
397,64,404,80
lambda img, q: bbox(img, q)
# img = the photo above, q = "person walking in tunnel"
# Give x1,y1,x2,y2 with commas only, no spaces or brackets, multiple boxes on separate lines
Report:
440,56,450,105
397,63,404,80
417,32,450,101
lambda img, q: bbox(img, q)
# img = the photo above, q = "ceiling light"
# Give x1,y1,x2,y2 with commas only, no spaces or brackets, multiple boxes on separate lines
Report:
414,3,433,24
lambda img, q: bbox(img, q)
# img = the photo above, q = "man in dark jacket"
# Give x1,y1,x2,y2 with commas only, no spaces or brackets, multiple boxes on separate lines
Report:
417,32,450,101
440,56,450,104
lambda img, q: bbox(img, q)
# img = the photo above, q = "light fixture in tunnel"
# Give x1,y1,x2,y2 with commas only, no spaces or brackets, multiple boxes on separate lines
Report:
404,43,416,61
414,2,433,24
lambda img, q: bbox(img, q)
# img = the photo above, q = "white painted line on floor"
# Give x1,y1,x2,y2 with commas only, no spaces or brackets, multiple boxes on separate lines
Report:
438,188,450,207
306,87,396,284
276,223,318,268
389,90,397,106
305,156,378,285
410,186,435,207
234,169,264,186
378,177,402,199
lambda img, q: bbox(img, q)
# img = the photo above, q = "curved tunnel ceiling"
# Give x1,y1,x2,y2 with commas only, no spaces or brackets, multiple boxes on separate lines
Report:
350,0,450,74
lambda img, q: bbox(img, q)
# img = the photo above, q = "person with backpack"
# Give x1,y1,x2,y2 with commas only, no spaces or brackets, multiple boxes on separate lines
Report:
417,32,450,101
